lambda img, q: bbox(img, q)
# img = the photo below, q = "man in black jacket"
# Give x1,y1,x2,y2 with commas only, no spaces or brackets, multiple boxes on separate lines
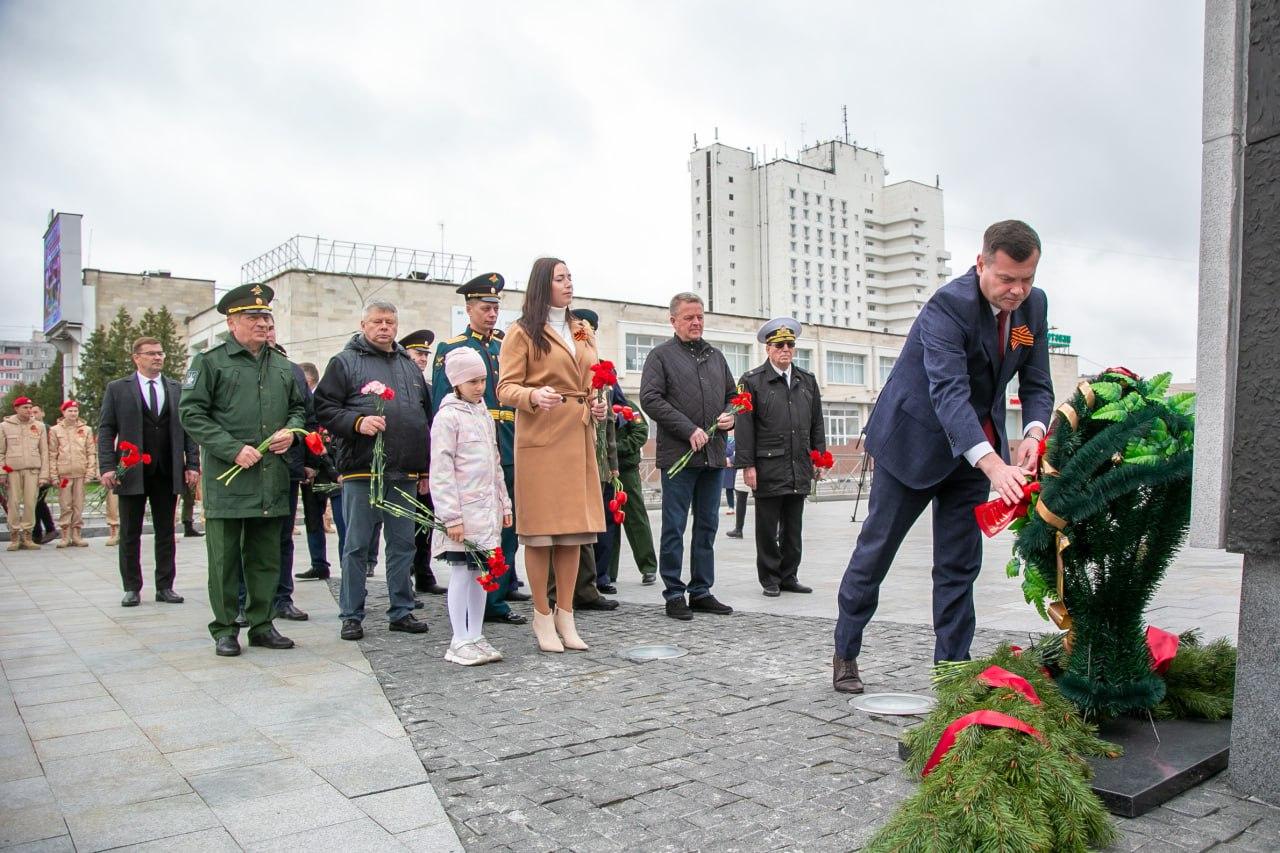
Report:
639,292,737,621
98,336,200,607
733,318,826,597
313,300,432,641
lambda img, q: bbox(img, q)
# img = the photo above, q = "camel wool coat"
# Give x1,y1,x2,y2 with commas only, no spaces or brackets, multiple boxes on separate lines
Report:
497,318,605,537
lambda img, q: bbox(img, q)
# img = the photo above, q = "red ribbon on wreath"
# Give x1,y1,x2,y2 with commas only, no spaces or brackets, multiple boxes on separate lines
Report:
977,665,1042,706
1146,625,1179,674
975,481,1041,537
921,710,1047,777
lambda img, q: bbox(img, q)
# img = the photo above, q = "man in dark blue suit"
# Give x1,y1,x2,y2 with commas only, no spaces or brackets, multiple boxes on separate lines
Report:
833,220,1054,693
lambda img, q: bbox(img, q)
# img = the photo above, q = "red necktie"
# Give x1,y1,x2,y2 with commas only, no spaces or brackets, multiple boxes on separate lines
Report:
996,310,1009,360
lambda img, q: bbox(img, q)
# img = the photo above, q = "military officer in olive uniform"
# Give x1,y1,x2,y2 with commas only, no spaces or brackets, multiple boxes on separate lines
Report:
733,317,826,597
431,272,528,624
179,283,307,657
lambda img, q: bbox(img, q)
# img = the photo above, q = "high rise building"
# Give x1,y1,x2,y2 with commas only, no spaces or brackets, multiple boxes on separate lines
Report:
0,333,57,396
689,139,951,333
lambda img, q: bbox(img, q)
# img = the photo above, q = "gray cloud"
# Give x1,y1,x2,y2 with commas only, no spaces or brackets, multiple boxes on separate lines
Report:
0,0,1204,380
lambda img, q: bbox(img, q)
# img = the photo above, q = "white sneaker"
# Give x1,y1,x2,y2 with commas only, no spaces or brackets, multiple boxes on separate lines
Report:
473,636,503,662
444,642,488,666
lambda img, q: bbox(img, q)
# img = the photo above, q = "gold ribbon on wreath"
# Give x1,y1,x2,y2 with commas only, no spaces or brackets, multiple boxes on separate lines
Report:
1035,498,1075,650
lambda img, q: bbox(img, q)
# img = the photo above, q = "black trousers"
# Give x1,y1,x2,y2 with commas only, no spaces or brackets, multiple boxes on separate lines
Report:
118,474,178,592
412,493,438,591
33,486,56,539
754,493,806,588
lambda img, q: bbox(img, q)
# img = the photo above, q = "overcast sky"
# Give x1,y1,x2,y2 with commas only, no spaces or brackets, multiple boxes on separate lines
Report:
0,1,1205,380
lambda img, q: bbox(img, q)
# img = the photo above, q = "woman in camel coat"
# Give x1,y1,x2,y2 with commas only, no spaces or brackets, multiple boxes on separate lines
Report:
497,257,607,652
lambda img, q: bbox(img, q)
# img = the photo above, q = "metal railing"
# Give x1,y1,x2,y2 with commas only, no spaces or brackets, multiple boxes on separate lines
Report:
241,236,474,285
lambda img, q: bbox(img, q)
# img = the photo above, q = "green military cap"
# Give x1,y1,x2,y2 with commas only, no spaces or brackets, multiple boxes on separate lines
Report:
217,282,275,316
456,272,504,303
398,329,436,350
757,316,801,345
571,308,599,331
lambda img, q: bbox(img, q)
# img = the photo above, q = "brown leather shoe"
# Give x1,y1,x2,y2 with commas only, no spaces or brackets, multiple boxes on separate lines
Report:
833,656,864,694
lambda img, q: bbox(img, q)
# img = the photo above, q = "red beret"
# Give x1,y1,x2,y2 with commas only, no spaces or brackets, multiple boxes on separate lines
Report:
61,400,79,412
13,397,32,407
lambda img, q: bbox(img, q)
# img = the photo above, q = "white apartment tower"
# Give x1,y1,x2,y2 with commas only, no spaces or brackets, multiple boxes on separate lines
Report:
689,139,952,334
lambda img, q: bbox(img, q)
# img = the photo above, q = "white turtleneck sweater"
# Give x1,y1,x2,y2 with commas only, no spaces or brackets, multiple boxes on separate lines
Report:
547,306,576,356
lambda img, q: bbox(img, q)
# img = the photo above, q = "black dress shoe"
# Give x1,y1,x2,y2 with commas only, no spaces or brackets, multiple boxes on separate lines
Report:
690,594,733,615
365,566,374,577
121,591,140,607
276,603,309,621
340,619,364,641
484,611,528,625
641,572,656,585
215,636,241,657
183,525,204,538
579,598,619,611
597,583,618,595
389,615,429,634
416,583,446,595
505,590,531,602
726,529,744,539
665,597,693,621
294,567,330,581
234,610,249,628
779,581,813,594
833,656,864,694
155,589,185,604
248,627,295,649
762,585,781,597
414,598,424,609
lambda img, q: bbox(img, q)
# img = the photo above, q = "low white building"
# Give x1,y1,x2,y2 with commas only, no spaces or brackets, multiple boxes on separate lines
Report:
689,139,951,334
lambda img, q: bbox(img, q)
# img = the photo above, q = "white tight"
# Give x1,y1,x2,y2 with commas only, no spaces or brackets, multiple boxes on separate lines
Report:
446,560,488,645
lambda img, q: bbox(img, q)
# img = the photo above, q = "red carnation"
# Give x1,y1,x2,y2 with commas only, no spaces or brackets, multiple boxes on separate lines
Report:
613,509,625,524
1103,366,1140,381
60,478,69,488
590,361,617,390
2,465,11,473
612,404,622,414
141,454,152,465
380,388,395,401
304,431,325,455
608,498,618,512
621,406,634,419
730,391,754,413
616,491,628,506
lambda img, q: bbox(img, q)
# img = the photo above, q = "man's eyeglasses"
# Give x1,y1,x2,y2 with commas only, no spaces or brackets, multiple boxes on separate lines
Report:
137,351,165,358
770,341,796,349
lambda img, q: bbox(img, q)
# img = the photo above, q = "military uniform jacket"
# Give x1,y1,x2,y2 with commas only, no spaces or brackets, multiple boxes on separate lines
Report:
432,328,515,466
733,361,826,498
178,338,306,519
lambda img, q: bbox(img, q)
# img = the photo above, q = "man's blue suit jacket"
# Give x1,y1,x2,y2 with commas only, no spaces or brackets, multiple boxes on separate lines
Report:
864,266,1053,491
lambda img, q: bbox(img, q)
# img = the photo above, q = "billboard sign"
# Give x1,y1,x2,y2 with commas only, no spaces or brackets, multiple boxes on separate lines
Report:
43,211,84,334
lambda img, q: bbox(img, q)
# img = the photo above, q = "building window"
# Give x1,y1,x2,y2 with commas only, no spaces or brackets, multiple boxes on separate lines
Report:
728,210,734,217
790,206,796,219
793,348,813,371
728,176,734,183
729,244,735,251
879,355,897,384
625,333,665,372
728,193,734,200
826,351,866,385
709,341,752,377
823,402,862,444
729,227,735,235
789,188,796,199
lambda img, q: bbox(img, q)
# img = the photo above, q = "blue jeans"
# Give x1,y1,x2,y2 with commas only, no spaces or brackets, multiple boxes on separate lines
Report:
338,479,416,623
658,466,722,602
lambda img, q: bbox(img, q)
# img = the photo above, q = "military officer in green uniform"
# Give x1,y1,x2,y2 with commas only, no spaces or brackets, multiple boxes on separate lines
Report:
431,272,528,624
179,283,307,657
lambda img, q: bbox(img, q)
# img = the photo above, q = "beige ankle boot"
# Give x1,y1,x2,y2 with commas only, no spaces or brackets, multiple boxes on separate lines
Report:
106,526,119,547
56,531,70,548
6,537,18,552
532,608,564,653
554,607,588,651
19,532,41,550
72,530,88,547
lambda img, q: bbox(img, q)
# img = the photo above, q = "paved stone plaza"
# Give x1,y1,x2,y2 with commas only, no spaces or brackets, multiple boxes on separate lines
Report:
1,499,1276,851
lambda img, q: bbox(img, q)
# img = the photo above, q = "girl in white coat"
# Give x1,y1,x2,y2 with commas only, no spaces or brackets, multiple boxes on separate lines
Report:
431,349,513,665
